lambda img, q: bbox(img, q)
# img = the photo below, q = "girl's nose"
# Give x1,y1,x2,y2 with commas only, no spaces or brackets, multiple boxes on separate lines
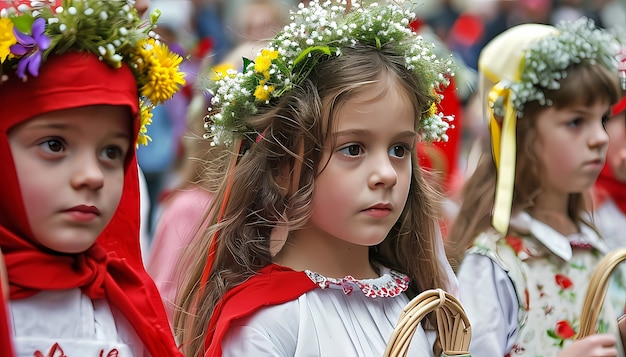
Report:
368,154,398,189
70,155,105,190
590,121,610,149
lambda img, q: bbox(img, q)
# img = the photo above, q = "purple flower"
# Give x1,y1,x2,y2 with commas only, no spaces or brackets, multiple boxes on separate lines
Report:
10,18,50,79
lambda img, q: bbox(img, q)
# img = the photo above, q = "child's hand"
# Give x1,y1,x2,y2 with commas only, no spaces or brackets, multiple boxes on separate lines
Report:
557,334,617,357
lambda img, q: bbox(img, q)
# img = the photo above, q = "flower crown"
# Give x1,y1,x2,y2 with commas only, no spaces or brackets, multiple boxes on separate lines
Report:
0,0,186,146
205,0,454,147
493,18,619,118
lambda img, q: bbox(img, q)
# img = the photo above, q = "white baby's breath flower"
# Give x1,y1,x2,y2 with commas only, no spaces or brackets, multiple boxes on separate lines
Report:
493,18,619,117
204,0,454,145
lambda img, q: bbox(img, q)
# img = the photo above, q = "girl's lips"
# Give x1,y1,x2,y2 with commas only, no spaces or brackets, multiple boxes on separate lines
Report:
364,208,392,218
363,203,392,218
584,159,604,170
63,205,100,222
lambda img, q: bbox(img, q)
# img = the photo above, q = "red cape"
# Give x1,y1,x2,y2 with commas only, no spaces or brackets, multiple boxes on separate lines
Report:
0,276,14,356
203,264,318,357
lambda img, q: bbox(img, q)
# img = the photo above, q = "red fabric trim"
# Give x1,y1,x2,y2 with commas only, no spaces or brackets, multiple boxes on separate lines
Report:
0,276,14,356
0,53,181,356
203,264,318,357
613,97,626,117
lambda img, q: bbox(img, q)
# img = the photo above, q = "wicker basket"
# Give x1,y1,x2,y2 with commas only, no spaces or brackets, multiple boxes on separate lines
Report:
577,248,626,340
384,288,472,357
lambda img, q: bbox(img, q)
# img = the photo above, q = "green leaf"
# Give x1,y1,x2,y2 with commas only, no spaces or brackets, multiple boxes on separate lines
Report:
11,15,35,34
150,9,161,26
293,45,333,67
242,57,253,73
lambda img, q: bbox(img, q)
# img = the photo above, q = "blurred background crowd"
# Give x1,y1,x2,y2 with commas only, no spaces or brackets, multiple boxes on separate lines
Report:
139,0,626,241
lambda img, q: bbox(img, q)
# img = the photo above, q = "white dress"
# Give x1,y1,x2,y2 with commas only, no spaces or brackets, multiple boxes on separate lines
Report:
221,267,437,356
9,289,146,357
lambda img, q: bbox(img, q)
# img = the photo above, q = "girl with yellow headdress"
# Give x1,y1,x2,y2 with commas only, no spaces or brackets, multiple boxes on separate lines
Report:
447,18,625,356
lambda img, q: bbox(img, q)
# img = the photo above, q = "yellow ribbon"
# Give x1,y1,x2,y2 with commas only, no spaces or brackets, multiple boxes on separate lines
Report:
488,82,517,235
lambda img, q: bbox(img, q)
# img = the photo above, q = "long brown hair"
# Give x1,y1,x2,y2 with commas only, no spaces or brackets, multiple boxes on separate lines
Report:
175,44,452,357
446,62,621,270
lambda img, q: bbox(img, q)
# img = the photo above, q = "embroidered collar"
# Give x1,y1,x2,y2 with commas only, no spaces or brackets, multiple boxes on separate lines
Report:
304,267,410,298
509,211,609,261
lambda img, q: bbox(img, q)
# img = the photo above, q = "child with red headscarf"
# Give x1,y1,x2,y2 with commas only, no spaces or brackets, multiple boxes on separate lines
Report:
592,83,626,250
0,1,185,356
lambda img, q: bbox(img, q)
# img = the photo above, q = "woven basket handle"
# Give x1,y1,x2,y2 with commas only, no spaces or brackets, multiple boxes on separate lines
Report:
577,248,626,339
384,288,472,357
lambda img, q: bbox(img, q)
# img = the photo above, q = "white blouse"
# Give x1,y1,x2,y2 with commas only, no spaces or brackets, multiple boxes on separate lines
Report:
9,289,145,357
221,267,437,356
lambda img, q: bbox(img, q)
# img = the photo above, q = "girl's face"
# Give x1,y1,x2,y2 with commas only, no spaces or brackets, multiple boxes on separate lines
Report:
604,111,626,182
307,83,415,247
8,105,131,253
534,100,610,196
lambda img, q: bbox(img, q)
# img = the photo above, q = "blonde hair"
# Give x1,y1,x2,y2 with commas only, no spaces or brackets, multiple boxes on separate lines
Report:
447,62,621,270
175,43,450,357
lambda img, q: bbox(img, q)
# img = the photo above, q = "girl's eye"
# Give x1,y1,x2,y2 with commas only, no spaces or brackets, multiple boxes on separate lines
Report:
389,145,408,158
40,139,64,153
339,144,362,157
601,114,611,129
102,146,125,161
567,118,582,127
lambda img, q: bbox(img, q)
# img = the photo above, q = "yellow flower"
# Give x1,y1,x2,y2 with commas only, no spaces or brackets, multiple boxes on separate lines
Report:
138,39,186,105
211,63,236,81
137,102,154,146
254,54,271,73
254,83,274,101
427,102,438,117
261,49,278,60
254,49,279,73
0,18,17,62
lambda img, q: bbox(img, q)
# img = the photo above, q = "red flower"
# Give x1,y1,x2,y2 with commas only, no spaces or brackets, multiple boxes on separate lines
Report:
505,236,524,254
555,274,573,290
555,320,576,339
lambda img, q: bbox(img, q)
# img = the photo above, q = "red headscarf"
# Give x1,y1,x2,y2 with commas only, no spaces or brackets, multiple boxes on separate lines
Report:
595,97,626,215
0,52,181,356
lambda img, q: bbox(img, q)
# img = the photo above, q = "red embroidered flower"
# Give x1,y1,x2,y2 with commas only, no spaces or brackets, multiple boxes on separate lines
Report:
555,320,576,339
34,343,67,357
555,274,574,290
100,349,119,357
505,236,524,254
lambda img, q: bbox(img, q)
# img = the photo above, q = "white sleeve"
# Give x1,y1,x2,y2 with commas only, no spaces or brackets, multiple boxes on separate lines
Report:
221,301,298,357
458,253,519,356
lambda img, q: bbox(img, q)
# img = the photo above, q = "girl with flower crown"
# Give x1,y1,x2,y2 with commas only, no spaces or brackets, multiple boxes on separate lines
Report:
0,1,185,356
446,19,625,356
174,1,459,356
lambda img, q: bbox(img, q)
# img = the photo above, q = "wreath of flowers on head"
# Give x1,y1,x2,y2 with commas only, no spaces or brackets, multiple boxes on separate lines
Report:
205,0,454,147
493,17,620,118
0,0,186,146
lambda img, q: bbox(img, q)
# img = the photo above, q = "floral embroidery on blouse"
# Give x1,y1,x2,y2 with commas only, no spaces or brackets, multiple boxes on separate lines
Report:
33,343,119,357
304,268,410,298
471,212,624,356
